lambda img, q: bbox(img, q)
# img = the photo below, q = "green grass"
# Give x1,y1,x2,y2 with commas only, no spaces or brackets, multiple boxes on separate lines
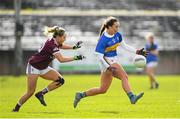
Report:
0,75,180,118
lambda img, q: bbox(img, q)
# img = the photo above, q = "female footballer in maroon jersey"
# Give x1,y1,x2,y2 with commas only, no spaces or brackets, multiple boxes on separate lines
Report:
12,26,85,112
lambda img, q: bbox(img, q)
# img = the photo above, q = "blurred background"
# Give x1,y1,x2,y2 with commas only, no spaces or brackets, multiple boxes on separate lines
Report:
0,0,180,75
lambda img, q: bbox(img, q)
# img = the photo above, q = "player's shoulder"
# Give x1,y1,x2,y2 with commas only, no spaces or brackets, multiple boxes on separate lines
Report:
45,38,59,51
154,42,158,48
154,42,158,46
47,38,58,46
48,38,60,53
115,32,121,36
99,33,108,42
115,32,122,42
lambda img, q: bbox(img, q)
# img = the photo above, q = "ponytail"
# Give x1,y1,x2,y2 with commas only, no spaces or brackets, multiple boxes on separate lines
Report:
99,23,106,37
44,26,65,38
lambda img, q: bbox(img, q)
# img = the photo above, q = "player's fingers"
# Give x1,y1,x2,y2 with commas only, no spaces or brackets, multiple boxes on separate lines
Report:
140,48,144,51
82,55,86,59
77,41,83,46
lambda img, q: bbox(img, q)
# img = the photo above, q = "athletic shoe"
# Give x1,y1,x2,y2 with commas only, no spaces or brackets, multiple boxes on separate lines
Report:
12,104,21,112
12,108,19,112
35,92,47,106
155,82,159,89
73,92,83,108
130,92,144,104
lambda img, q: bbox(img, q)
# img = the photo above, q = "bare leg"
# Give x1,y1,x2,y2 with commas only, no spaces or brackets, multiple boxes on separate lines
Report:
146,67,158,88
12,74,38,111
73,70,112,108
112,63,144,104
111,63,131,93
35,69,63,106
85,70,113,96
40,69,63,91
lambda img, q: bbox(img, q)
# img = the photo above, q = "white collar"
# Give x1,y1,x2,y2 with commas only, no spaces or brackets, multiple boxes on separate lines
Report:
104,31,114,38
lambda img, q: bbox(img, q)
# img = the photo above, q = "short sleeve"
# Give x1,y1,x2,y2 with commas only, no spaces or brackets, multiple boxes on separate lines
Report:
145,44,149,50
154,44,158,50
145,43,158,51
116,32,123,43
95,37,107,54
49,44,60,55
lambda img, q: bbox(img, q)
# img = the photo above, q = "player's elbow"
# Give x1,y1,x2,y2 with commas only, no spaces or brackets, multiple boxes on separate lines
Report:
54,53,68,63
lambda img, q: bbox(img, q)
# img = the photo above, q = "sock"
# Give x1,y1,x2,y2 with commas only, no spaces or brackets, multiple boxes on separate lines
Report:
42,87,49,95
127,92,135,100
81,92,87,98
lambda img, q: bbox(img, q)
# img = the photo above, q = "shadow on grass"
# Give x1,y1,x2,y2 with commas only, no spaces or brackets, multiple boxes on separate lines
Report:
26,111,64,114
99,111,120,114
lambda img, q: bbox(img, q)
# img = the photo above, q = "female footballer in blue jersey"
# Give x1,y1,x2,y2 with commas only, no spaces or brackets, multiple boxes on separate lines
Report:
73,16,148,108
145,33,159,89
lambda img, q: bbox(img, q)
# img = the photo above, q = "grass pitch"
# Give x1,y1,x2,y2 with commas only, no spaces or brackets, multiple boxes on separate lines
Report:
0,75,180,118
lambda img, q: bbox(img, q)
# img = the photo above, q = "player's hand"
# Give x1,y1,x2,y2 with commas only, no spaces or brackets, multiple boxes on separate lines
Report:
107,66,117,75
73,55,85,60
136,48,148,57
73,41,83,49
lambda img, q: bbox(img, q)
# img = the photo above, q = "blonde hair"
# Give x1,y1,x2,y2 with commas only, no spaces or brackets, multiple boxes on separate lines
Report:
145,32,154,40
44,26,66,38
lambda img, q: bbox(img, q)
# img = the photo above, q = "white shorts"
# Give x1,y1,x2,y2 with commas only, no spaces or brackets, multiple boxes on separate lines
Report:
146,61,158,68
99,56,119,72
26,63,54,75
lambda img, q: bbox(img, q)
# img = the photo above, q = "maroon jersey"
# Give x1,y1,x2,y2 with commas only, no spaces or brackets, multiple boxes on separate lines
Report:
29,38,61,70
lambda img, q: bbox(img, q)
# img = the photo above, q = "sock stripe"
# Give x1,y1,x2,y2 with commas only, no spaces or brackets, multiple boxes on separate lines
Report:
45,87,49,92
17,102,22,106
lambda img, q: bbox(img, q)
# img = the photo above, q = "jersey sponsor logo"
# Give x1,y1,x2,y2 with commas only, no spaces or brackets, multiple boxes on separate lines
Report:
107,38,118,46
112,38,116,43
116,37,119,42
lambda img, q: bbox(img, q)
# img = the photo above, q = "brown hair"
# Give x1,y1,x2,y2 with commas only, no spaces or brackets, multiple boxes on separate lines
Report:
44,26,66,38
99,16,118,36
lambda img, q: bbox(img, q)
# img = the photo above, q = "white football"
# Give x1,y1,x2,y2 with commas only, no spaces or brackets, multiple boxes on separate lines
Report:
133,55,146,68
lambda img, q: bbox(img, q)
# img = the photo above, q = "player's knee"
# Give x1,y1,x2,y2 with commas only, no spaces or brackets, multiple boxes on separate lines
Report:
146,69,149,74
54,77,65,86
146,70,151,75
149,74,154,78
27,90,35,96
99,88,108,94
121,74,128,81
125,74,128,80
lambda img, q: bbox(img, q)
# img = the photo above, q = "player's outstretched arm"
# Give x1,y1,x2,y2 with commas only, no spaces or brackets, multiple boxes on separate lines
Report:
60,44,74,49
54,52,85,63
119,40,148,57
60,41,83,50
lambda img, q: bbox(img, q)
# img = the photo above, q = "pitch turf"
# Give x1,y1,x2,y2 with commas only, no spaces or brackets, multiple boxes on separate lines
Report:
0,75,180,118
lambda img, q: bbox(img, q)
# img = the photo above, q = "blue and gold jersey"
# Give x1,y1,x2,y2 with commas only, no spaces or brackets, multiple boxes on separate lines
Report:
95,32,122,57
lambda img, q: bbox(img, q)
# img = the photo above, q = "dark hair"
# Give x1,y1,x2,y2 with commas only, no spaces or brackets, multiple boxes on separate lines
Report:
44,26,66,38
99,16,118,36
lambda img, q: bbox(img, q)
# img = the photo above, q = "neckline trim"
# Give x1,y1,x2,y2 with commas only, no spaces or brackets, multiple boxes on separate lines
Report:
104,31,114,38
